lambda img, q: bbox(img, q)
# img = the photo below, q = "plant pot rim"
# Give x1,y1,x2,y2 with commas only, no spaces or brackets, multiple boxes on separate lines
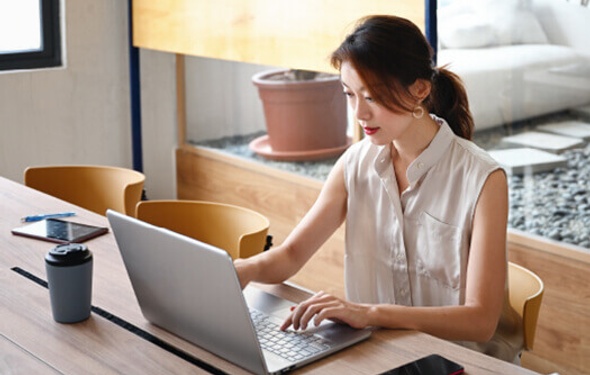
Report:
249,134,352,161
252,68,340,89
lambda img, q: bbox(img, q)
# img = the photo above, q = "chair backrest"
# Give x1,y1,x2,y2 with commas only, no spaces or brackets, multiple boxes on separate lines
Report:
508,262,544,351
24,165,145,217
135,200,270,259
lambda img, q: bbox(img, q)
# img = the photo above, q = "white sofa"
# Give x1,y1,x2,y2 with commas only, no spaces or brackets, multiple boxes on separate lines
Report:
437,0,590,131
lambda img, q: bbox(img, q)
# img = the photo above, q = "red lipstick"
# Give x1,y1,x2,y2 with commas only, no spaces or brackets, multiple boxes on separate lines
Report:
363,127,379,135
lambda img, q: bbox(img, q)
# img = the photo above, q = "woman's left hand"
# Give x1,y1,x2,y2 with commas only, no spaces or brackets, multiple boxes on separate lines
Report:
280,291,370,331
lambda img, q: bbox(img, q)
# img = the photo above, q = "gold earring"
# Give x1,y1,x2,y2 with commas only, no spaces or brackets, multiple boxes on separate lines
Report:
412,106,424,119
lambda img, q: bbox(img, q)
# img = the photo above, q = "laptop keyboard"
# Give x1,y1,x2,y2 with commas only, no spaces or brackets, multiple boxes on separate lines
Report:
250,309,330,362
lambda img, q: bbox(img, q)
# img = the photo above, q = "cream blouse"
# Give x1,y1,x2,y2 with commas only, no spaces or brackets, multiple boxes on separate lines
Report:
341,116,523,363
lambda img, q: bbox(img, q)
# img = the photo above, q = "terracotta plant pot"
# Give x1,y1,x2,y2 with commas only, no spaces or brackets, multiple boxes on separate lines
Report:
250,69,351,161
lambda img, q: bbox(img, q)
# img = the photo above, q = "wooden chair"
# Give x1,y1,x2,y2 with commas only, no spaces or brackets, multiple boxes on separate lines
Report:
508,262,545,351
24,165,145,217
135,200,270,259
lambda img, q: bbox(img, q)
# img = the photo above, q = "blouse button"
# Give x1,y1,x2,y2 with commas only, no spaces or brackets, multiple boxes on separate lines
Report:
417,162,424,169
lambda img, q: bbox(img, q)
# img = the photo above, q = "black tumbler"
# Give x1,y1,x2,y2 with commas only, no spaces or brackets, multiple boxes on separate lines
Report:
45,243,93,323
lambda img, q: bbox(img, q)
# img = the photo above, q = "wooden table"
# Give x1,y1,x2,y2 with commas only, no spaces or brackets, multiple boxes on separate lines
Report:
0,176,539,374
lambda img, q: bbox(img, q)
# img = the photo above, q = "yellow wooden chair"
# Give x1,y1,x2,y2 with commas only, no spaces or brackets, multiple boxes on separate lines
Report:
135,200,270,259
24,165,145,217
508,262,544,351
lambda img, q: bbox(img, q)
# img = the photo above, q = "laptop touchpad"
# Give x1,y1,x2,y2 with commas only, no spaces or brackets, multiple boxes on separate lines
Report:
243,286,294,315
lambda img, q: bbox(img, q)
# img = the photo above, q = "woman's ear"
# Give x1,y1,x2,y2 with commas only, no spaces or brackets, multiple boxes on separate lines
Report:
410,79,432,101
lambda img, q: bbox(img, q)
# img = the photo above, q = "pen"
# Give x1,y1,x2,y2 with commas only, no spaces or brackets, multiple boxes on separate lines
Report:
21,212,76,223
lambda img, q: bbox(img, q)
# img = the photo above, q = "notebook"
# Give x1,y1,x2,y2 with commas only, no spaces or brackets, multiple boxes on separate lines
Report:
107,210,371,375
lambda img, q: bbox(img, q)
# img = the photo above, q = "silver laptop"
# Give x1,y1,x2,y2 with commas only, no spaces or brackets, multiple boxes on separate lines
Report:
107,210,371,375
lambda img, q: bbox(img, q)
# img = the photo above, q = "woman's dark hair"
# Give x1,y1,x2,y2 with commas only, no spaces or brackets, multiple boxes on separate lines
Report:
330,15,473,140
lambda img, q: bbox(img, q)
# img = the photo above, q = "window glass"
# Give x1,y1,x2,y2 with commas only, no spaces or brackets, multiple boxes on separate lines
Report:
0,0,61,71
0,0,42,54
437,0,590,249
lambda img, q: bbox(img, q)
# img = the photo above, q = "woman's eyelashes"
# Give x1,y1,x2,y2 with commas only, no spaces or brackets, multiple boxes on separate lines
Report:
343,90,374,103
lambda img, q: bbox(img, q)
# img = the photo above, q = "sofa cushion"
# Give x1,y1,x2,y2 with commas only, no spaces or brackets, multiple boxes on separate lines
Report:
439,0,549,49
493,10,549,45
439,14,496,48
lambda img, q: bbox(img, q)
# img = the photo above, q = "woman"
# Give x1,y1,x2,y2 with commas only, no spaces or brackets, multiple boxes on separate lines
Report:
235,15,522,363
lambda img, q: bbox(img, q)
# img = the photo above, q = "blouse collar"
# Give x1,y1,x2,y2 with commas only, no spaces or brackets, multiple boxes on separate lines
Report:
373,114,455,186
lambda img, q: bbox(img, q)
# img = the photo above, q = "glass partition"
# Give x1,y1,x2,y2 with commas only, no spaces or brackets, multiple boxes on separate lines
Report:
186,0,590,250
186,56,352,180
437,0,590,249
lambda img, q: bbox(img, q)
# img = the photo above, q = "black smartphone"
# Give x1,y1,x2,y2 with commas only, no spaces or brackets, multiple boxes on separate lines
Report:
379,354,464,375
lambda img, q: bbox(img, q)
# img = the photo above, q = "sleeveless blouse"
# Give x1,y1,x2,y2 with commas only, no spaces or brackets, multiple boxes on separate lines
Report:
341,116,523,363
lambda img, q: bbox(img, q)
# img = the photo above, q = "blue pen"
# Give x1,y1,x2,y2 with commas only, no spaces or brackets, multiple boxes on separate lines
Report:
21,212,76,223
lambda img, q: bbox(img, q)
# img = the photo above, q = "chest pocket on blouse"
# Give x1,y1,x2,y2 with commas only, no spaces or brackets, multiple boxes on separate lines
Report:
414,212,463,290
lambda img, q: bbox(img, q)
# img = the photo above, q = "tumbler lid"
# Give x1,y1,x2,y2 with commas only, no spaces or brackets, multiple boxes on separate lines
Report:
45,243,92,267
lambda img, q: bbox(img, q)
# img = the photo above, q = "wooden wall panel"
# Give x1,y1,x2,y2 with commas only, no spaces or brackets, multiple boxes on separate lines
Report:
133,0,425,73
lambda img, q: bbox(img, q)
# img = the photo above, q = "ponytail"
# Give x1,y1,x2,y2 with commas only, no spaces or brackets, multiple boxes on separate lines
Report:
426,66,474,140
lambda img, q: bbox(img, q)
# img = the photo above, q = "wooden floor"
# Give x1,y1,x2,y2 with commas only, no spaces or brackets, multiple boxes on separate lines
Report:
177,145,590,375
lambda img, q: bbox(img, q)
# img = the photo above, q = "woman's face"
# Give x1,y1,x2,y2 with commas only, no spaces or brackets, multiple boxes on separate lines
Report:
340,61,414,146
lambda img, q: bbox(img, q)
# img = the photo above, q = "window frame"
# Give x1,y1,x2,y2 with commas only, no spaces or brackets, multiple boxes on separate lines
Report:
0,0,62,71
